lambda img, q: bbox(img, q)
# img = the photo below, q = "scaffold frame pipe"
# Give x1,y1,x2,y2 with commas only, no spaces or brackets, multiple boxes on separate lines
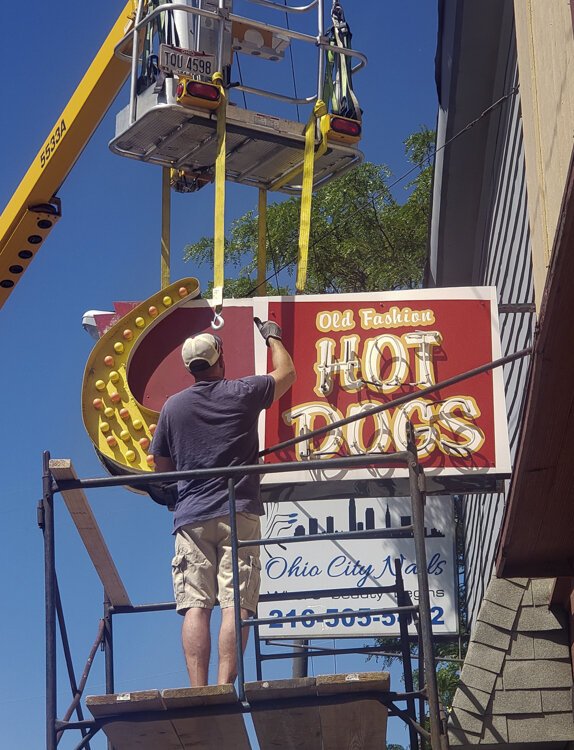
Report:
396,558,420,750
408,422,443,749
238,524,415,547
57,619,104,744
103,598,114,698
51,452,410,492
251,605,418,629
258,643,415,661
259,582,400,601
60,689,428,726
45,442,448,748
42,450,57,750
54,581,92,746
228,477,247,700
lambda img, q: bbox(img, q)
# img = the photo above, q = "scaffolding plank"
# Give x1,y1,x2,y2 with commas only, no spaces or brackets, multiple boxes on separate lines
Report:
316,673,390,750
245,677,322,750
88,686,252,750
86,674,389,750
49,459,131,607
87,690,181,750
316,672,391,695
162,685,251,748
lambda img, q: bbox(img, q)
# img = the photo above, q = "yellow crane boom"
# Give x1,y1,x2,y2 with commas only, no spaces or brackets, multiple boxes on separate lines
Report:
0,1,136,310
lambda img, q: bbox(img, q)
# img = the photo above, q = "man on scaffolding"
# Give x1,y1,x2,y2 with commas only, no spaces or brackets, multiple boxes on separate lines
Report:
151,319,296,686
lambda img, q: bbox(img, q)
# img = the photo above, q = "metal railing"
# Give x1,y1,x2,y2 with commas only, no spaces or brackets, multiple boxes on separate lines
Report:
116,0,367,124
41,432,448,750
41,346,533,749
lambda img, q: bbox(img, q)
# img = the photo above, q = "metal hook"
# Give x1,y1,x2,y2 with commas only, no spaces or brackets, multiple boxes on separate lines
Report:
211,310,224,330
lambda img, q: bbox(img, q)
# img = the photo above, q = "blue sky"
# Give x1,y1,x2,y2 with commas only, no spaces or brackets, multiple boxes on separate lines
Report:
0,2,438,747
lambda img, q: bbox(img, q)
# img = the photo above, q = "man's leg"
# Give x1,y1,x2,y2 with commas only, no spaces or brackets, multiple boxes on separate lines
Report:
174,521,219,686
181,607,212,686
217,606,251,685
216,513,262,684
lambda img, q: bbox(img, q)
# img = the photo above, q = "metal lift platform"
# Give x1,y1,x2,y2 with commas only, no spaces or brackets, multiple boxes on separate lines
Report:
86,672,390,749
110,82,363,194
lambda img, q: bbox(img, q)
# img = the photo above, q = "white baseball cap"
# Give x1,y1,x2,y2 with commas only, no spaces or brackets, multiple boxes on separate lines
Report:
181,333,222,371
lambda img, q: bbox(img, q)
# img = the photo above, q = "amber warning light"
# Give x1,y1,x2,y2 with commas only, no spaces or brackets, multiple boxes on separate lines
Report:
328,115,362,144
176,79,221,110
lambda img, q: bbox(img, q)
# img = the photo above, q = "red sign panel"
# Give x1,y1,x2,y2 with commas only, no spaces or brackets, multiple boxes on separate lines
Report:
85,285,509,496
251,288,509,495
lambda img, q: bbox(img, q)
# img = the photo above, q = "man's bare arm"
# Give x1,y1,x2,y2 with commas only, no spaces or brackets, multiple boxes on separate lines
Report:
268,337,296,401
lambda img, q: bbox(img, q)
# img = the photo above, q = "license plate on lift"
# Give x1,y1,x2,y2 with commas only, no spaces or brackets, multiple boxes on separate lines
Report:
159,44,216,78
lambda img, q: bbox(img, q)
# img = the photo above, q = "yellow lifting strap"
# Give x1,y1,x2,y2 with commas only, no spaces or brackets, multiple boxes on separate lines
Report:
257,188,267,295
161,167,171,289
296,100,329,292
271,100,330,193
212,71,226,328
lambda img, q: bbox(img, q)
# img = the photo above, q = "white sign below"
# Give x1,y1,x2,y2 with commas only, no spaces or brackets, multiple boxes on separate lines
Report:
259,496,457,638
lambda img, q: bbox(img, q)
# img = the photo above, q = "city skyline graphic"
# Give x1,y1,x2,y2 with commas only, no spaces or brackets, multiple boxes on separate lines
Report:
292,498,446,538
263,498,445,552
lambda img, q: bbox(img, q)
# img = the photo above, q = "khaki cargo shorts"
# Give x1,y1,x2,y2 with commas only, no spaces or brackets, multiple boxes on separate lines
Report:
172,512,261,615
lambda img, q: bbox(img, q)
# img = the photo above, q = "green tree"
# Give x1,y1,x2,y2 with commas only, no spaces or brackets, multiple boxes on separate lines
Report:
184,127,434,295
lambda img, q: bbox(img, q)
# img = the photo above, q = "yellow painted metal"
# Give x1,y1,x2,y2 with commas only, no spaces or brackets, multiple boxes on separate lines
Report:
82,278,200,474
296,102,329,292
0,205,61,308
257,188,267,295
161,168,171,289
212,72,227,311
0,1,136,310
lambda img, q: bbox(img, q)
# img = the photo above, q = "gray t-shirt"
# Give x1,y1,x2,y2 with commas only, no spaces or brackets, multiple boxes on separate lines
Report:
151,375,275,531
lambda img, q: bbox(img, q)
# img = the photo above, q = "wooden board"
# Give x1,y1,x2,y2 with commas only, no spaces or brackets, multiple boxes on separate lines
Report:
86,673,390,750
50,459,131,607
245,673,390,750
162,686,251,749
245,677,322,750
87,690,181,750
87,686,252,750
317,673,390,750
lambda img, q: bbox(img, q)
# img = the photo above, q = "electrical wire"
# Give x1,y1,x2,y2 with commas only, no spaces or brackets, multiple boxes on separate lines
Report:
235,55,249,110
244,85,520,296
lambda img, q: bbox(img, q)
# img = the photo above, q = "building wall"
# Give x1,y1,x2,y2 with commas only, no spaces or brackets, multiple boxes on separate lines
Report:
514,0,574,308
459,48,535,625
430,2,536,626
463,75,535,623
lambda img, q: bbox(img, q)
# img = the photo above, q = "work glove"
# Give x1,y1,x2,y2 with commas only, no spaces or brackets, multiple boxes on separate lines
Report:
254,317,282,345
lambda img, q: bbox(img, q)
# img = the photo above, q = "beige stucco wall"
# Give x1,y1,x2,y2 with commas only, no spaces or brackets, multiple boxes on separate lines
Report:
514,0,574,309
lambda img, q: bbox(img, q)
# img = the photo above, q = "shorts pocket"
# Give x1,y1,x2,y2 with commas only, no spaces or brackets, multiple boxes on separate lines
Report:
244,555,261,611
239,512,260,522
171,553,186,600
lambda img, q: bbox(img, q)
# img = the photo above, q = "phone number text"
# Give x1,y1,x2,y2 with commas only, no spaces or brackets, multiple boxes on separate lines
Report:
266,606,445,629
